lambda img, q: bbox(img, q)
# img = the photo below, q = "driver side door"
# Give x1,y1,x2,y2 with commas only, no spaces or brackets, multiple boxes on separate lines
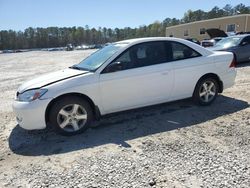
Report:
98,41,174,114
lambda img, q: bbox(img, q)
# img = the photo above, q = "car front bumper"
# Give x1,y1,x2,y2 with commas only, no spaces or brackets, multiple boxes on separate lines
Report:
12,98,51,130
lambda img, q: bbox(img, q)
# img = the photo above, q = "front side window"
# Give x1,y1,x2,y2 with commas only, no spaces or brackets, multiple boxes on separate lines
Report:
171,42,201,61
241,36,250,45
103,42,168,73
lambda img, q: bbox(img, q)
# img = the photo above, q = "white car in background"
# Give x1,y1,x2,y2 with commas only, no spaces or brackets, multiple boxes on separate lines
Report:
13,37,236,136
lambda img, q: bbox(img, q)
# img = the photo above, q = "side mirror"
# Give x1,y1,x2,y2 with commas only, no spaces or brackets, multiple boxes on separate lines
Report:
103,62,123,73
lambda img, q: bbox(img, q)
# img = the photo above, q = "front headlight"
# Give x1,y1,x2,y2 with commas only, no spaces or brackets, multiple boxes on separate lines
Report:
17,89,48,102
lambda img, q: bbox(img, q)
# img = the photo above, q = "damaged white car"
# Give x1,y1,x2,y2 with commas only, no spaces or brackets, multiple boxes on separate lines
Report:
13,37,236,135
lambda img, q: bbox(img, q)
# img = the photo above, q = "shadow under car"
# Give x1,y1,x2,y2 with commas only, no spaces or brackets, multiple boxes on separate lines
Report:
9,95,249,156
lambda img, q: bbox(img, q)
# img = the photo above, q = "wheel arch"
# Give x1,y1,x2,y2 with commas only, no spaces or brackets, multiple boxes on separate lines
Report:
45,92,101,127
194,73,223,95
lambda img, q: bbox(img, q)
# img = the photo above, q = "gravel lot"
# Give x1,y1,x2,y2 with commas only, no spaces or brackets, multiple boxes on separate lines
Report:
0,50,249,188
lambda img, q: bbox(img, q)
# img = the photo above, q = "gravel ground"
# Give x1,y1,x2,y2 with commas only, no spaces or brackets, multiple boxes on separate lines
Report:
0,50,249,188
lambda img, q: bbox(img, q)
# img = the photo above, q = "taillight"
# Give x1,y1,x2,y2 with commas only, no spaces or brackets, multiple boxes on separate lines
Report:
229,55,236,68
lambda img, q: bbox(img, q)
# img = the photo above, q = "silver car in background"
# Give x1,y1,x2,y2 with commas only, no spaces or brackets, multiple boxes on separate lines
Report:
209,34,250,64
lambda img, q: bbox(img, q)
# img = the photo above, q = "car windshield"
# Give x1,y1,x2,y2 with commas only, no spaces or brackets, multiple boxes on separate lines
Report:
214,37,242,49
71,43,128,71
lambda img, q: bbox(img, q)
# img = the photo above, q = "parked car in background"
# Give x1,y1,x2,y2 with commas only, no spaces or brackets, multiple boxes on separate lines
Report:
93,44,104,49
201,39,213,47
208,34,250,64
185,38,200,45
70,44,104,51
201,28,228,47
75,44,89,50
66,44,74,51
48,47,64,52
13,37,236,136
201,37,224,47
2,50,15,53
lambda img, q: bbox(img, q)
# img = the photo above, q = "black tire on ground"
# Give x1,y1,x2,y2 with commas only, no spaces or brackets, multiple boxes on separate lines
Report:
193,77,219,106
49,96,93,136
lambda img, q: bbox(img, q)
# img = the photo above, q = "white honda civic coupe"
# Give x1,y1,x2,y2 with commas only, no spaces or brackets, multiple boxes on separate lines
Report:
13,37,236,135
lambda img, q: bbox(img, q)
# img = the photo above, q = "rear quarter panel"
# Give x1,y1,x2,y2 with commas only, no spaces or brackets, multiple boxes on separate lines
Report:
171,51,235,101
212,51,236,89
171,55,215,101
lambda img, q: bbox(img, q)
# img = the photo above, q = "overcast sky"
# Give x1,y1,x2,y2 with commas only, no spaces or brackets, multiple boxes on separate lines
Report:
0,0,249,31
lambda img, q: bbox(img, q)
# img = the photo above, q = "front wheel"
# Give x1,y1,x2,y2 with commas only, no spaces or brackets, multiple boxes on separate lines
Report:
49,96,93,136
193,78,219,106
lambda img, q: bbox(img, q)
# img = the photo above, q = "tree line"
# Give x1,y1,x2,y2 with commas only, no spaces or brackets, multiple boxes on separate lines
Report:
0,3,249,50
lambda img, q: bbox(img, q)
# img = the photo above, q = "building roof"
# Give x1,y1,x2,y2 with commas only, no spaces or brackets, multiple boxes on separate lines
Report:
166,14,250,29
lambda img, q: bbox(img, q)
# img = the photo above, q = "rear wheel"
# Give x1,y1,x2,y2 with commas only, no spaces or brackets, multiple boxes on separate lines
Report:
49,96,93,136
193,78,219,106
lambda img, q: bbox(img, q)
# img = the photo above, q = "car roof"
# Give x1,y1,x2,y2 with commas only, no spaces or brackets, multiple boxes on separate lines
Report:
117,37,189,44
227,34,250,38
114,37,213,57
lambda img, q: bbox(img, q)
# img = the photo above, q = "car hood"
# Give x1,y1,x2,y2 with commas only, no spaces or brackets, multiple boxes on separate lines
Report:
18,68,88,93
206,28,228,38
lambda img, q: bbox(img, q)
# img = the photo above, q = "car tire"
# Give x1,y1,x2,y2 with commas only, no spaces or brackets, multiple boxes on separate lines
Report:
193,77,219,106
49,96,93,136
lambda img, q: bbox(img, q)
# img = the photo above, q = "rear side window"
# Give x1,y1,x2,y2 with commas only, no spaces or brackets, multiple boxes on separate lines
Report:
170,42,201,61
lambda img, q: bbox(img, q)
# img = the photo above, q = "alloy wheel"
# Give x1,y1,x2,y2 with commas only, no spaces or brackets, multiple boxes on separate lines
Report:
57,104,87,132
199,81,216,103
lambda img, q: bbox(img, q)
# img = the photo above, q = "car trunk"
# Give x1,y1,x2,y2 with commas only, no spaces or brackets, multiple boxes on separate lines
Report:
206,28,228,38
